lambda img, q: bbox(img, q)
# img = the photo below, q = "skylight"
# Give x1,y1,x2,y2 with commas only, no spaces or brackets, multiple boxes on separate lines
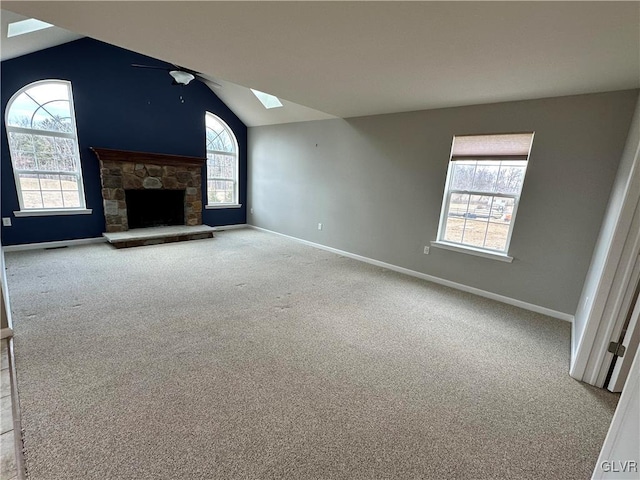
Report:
7,18,54,38
250,89,283,109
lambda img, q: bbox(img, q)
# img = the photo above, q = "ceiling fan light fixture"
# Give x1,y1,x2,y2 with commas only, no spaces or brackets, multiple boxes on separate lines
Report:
169,70,195,85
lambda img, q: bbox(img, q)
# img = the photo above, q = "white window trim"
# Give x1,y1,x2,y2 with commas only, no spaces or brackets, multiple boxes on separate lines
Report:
8,125,76,139
13,208,92,217
205,204,242,210
205,113,239,207
435,134,533,258
5,79,88,213
431,240,514,263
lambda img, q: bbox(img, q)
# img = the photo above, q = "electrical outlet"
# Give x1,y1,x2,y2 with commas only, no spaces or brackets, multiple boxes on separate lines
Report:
250,207,254,214
318,223,323,230
2,218,11,227
423,246,430,255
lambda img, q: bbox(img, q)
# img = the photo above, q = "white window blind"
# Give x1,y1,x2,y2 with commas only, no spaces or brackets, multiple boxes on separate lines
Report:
451,133,534,161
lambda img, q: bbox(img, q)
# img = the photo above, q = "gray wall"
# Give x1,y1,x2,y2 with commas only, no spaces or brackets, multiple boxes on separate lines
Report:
248,91,638,315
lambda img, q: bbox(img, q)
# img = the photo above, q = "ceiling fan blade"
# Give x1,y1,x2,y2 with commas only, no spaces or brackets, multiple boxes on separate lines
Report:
195,74,222,89
172,64,201,76
174,65,222,86
131,63,170,71
132,62,221,89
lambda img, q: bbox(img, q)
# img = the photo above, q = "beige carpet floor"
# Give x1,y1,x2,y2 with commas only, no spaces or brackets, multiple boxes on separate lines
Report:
6,228,617,479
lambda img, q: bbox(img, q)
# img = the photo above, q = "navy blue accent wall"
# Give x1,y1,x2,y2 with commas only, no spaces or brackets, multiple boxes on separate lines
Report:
1,38,247,246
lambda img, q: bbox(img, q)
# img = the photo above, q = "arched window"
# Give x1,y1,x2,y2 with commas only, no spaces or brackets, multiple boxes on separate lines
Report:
205,112,239,207
5,80,87,213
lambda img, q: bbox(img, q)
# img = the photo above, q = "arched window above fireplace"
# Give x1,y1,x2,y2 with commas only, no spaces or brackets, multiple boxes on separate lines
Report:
5,79,89,215
205,112,239,208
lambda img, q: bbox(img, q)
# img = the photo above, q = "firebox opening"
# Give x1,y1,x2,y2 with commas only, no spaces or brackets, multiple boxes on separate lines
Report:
125,190,185,229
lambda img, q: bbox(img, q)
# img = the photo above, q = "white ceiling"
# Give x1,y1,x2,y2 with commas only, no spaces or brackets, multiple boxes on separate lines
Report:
0,9,82,61
212,78,336,126
2,2,639,126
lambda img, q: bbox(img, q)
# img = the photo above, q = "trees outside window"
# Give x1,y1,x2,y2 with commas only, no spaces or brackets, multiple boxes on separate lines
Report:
5,80,86,211
205,113,239,206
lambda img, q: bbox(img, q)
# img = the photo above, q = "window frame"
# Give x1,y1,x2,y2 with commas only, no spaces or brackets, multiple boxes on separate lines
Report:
4,79,89,215
434,133,534,261
204,112,240,209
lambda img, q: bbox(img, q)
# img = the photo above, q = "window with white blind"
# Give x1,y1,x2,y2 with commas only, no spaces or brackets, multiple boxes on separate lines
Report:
435,132,535,259
205,112,240,208
5,80,89,215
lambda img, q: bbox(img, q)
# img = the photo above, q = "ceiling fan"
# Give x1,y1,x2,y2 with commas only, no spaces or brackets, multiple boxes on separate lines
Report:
131,63,221,89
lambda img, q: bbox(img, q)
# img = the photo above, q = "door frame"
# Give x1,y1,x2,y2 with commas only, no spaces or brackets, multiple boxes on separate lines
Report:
607,275,640,392
571,97,640,386
592,205,640,387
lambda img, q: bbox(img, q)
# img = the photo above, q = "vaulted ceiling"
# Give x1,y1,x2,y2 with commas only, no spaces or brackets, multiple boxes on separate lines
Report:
1,9,82,62
2,2,639,126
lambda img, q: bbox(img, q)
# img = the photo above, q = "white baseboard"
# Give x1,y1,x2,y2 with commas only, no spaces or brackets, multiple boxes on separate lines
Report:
3,237,107,252
211,224,248,232
249,225,574,323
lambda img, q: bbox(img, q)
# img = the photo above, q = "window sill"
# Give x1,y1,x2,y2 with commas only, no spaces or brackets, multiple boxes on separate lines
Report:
205,204,242,210
430,241,513,263
13,208,93,217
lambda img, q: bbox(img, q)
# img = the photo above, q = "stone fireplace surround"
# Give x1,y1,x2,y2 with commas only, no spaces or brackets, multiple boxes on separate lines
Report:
91,148,205,233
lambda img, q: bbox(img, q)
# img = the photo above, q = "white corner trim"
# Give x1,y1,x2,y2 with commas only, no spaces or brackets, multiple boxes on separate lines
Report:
205,204,243,210
591,349,640,479
2,236,106,252
13,208,92,217
211,224,248,231
431,241,514,263
571,320,577,361
249,225,574,323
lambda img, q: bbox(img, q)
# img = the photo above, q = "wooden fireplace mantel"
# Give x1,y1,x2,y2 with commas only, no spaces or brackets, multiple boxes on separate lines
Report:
91,148,206,167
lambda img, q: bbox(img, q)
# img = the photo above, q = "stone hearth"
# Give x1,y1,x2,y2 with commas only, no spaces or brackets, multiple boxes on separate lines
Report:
92,148,205,233
103,225,216,249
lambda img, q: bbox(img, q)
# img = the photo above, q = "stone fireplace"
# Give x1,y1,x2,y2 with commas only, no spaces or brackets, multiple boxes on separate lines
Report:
91,148,205,233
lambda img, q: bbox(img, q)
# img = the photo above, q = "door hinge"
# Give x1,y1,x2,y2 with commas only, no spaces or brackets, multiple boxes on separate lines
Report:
608,341,626,357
